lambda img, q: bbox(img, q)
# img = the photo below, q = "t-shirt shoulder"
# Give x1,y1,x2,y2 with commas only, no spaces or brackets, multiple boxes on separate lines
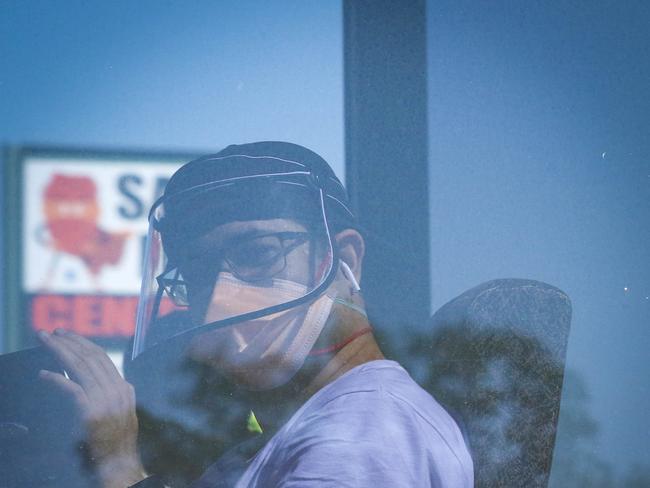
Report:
301,360,468,458
257,360,473,487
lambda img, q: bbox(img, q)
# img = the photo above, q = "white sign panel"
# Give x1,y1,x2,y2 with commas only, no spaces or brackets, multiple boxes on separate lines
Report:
22,155,183,338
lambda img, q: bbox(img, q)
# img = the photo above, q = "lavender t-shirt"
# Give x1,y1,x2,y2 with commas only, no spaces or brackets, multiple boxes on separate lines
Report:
235,360,473,487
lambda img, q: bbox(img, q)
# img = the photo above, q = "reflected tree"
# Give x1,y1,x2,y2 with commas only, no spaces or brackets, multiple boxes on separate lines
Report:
124,313,314,487
123,280,650,487
383,278,572,487
547,369,614,487
549,371,650,487
399,326,564,487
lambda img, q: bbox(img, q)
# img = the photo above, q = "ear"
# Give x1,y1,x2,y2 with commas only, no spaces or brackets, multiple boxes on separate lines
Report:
334,228,365,285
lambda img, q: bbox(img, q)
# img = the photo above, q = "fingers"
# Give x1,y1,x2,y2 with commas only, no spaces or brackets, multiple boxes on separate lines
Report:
38,329,108,393
38,330,132,415
59,329,121,380
39,369,90,412
36,330,141,473
37,329,136,415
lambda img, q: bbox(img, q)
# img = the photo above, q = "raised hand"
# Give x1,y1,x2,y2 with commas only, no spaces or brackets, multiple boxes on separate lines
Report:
38,328,147,488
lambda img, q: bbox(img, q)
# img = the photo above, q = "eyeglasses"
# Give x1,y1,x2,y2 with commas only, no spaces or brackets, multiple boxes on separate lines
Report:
157,231,310,306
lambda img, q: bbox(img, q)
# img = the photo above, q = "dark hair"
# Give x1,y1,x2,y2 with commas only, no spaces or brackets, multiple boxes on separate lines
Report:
157,142,358,262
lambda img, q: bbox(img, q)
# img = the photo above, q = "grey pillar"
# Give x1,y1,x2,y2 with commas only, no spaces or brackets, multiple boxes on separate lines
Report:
344,0,430,334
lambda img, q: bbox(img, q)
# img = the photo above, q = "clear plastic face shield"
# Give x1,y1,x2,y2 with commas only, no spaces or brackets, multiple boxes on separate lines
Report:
133,172,338,389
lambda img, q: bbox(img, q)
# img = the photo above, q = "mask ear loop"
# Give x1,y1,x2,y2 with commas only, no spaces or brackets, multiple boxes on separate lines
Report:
310,263,371,356
339,260,361,292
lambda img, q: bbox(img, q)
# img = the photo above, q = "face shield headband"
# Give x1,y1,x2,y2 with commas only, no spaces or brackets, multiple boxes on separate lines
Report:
132,170,340,360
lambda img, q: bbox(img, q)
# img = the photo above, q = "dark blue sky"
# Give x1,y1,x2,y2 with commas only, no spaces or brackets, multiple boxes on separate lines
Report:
2,0,648,481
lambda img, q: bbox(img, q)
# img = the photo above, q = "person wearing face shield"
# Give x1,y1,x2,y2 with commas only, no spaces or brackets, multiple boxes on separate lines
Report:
38,141,473,488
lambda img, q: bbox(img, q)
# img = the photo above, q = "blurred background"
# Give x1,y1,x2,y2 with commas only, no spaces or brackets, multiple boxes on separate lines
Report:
1,1,648,486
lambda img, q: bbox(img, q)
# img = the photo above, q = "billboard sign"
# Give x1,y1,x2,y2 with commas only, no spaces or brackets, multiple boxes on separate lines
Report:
3,147,193,350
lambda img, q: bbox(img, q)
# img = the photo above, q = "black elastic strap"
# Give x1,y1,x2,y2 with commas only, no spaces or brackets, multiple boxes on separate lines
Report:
129,475,166,488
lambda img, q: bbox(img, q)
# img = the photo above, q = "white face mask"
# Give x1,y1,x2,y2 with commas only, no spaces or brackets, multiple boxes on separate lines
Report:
186,272,334,390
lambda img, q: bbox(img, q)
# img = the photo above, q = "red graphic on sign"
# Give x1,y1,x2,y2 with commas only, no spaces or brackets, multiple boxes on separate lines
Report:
30,295,178,337
40,174,129,284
